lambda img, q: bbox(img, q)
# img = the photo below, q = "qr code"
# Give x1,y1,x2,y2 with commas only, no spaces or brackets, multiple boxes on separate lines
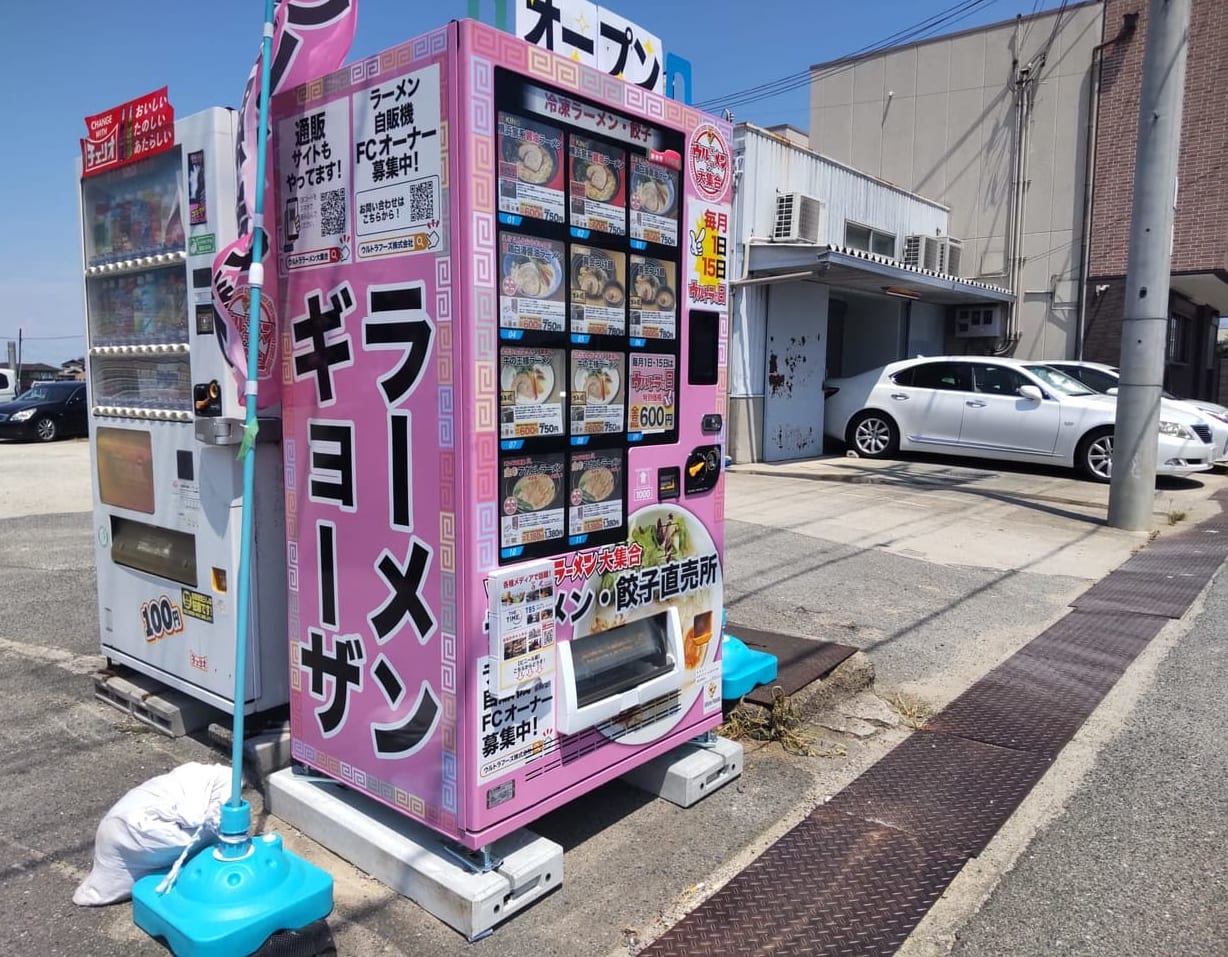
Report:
320,188,346,236
409,180,436,222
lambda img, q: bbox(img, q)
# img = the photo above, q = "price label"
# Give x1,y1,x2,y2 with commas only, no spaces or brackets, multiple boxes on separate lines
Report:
633,405,670,430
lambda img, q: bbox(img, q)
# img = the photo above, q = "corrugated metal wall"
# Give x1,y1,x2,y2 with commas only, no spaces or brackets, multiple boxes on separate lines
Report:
728,124,951,400
735,125,950,252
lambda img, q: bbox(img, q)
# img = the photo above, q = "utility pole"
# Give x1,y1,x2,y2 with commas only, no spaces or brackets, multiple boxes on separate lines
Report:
1107,0,1191,531
15,328,21,393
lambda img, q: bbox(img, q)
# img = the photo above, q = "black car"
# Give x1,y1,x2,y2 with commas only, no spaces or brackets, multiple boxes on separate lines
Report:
0,381,89,442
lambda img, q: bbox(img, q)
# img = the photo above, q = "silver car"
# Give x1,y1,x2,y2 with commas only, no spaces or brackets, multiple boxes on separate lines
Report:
1044,360,1228,466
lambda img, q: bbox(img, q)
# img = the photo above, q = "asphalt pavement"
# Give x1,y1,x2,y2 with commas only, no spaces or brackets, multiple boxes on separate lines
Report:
2,437,1225,956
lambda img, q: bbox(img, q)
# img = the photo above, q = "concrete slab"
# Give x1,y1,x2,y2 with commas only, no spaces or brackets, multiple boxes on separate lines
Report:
265,769,563,941
620,736,743,807
728,456,1225,580
840,690,902,728
816,714,881,739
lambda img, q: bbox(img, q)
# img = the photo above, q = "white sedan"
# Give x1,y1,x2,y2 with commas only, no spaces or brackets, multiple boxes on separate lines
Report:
823,356,1216,482
1043,359,1228,466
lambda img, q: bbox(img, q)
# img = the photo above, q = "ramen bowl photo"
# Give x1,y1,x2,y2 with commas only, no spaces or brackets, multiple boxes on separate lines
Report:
580,468,615,503
501,361,556,405
633,271,659,302
503,253,562,298
573,158,620,203
601,281,625,307
572,258,610,298
574,365,621,405
503,137,557,185
512,473,557,512
632,173,675,216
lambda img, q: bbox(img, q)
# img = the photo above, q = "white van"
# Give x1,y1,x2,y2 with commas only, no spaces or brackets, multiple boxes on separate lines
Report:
0,368,16,404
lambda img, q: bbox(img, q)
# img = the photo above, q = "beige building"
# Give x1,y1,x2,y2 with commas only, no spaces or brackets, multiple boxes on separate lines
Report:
807,1,1103,360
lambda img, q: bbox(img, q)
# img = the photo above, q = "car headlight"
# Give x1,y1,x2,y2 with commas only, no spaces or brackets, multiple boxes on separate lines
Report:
10,409,35,422
1158,420,1193,439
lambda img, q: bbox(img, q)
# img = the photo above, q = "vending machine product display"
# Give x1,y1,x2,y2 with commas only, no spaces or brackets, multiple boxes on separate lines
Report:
275,20,732,849
81,107,290,713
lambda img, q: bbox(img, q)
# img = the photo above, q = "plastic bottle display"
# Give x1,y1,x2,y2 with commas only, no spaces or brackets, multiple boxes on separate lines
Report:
83,152,183,265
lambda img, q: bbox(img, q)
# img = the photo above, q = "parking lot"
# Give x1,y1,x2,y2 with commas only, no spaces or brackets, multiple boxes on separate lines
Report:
1,437,1223,955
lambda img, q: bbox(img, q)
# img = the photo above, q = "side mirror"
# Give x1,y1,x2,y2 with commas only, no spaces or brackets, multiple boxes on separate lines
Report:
1019,385,1044,402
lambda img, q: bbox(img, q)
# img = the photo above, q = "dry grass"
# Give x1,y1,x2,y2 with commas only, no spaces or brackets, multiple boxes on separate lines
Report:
886,691,934,729
719,688,847,758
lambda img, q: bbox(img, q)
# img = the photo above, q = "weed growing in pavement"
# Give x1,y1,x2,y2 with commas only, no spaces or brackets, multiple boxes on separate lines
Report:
1166,501,1187,525
720,688,846,757
887,691,934,729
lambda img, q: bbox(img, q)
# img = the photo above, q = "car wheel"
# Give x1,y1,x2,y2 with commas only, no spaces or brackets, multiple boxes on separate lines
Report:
34,417,57,442
846,410,899,458
1077,426,1114,482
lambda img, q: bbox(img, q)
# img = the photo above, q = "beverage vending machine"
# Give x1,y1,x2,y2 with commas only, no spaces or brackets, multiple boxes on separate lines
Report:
81,105,290,714
275,20,733,849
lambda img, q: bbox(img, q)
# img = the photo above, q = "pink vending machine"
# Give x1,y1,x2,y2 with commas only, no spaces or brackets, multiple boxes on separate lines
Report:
274,19,733,850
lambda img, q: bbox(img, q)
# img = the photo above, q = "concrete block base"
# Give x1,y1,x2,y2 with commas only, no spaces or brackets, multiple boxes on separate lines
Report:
620,735,743,807
266,769,562,940
207,721,293,788
92,669,216,738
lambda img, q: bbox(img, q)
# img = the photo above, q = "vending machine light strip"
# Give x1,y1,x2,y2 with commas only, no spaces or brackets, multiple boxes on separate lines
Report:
84,250,187,277
90,344,191,355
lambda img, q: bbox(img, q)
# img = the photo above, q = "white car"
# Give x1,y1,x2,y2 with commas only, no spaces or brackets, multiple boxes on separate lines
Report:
823,356,1216,482
1044,359,1228,466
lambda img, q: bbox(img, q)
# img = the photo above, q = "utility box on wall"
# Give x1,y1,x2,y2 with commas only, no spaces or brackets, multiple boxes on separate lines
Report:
953,304,1004,338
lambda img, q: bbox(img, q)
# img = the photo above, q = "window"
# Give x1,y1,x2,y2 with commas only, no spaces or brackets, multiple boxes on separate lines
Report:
1167,313,1190,363
901,361,973,392
844,221,897,258
1068,366,1118,394
0,373,7,389
971,364,1028,396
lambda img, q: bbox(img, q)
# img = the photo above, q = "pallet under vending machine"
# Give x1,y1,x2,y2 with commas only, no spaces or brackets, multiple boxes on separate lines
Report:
275,20,733,849
80,101,290,715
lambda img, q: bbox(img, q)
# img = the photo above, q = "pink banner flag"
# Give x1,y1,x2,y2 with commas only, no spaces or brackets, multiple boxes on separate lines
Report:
212,0,358,409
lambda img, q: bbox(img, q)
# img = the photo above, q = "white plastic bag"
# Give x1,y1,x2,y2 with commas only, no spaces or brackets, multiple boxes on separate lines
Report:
73,762,231,906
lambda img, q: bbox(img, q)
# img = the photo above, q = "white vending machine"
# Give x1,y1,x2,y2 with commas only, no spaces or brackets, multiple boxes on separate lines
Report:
80,104,289,714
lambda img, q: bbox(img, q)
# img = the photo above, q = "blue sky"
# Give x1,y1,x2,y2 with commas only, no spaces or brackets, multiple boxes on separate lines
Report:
0,0,1065,366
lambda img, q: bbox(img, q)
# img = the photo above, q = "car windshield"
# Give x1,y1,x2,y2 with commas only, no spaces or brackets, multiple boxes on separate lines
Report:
18,383,73,401
1023,365,1096,396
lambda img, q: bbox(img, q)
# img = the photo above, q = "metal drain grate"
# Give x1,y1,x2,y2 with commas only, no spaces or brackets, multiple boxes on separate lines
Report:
925,672,1096,755
1072,569,1212,618
1026,609,1159,653
639,808,968,957
636,514,1225,955
1021,610,1162,665
823,732,1052,859
1121,536,1227,573
995,645,1127,699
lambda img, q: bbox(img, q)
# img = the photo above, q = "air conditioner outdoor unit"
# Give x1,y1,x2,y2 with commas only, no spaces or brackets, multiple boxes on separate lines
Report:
953,304,1004,338
772,192,823,244
904,235,963,276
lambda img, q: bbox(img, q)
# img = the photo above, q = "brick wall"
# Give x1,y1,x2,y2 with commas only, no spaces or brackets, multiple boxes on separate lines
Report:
1084,275,1219,399
1082,276,1127,365
1090,0,1228,278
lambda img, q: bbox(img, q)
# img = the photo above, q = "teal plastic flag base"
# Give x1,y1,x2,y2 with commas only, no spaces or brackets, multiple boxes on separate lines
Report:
721,633,778,700
132,833,333,957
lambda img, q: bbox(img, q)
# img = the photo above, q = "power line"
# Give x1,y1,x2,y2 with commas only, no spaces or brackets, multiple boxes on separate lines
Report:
707,0,1001,112
694,0,1004,113
0,333,84,342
